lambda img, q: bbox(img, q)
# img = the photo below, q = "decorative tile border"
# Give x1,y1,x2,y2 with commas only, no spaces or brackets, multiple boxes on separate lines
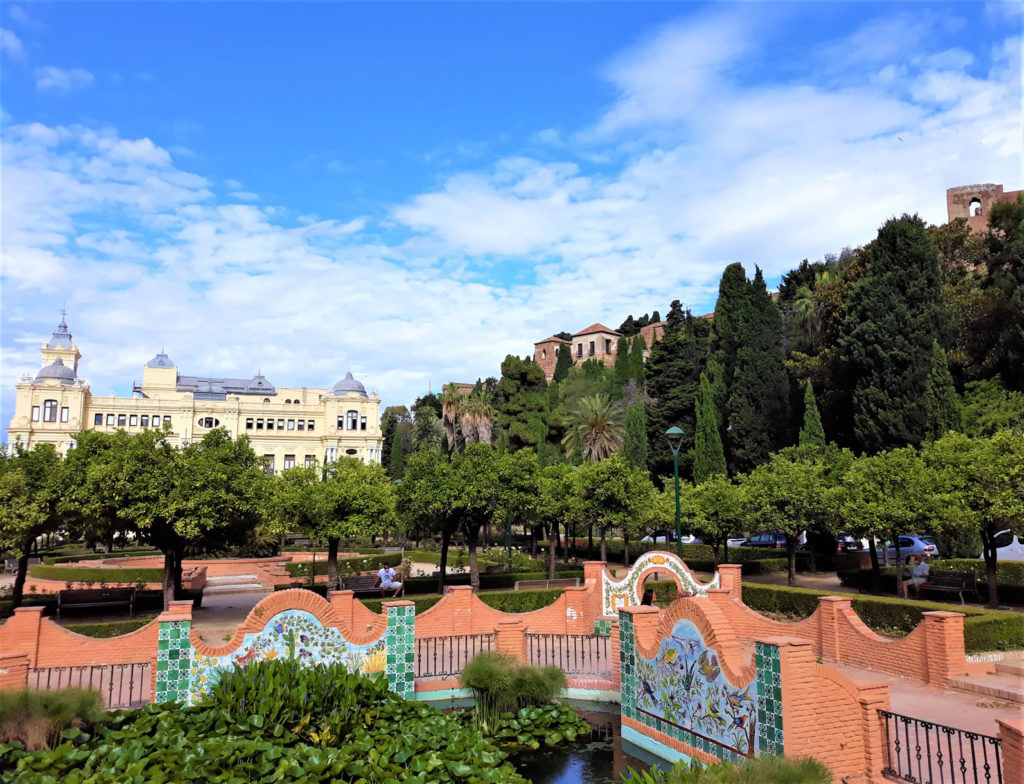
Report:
385,604,415,698
755,642,783,756
156,620,192,704
593,619,612,637
602,552,719,615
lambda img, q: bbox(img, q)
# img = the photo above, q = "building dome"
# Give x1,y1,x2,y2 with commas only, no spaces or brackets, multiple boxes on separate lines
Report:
331,372,367,397
146,352,175,368
34,358,76,385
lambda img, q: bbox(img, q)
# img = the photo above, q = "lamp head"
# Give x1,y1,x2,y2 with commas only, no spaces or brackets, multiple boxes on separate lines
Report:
665,426,685,454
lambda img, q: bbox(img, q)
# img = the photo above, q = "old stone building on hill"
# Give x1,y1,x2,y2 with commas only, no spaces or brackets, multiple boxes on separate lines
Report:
533,321,666,381
7,315,383,470
947,183,1022,233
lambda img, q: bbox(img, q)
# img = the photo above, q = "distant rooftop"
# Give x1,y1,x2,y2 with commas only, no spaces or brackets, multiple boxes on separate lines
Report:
572,323,621,337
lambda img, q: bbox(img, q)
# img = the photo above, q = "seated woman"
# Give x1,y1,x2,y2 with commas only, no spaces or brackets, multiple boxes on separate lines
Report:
901,555,930,599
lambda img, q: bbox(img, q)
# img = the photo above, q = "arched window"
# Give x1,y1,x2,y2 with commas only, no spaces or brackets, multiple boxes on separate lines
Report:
197,417,220,428
346,410,359,430
43,400,58,422
969,197,982,217
285,399,292,404
263,398,270,404
294,399,301,405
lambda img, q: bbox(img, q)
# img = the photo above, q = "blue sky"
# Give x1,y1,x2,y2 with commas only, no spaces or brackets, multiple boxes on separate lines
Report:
2,1,1021,429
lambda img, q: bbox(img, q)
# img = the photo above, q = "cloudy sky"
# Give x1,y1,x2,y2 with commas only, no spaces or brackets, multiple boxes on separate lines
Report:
1,1,1020,430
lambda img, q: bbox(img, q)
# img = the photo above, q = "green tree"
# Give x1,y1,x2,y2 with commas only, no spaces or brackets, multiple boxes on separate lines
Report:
536,463,583,577
439,382,463,453
838,214,950,453
961,378,1024,435
984,194,1024,390
690,475,746,563
627,334,647,384
388,434,406,479
493,448,539,563
923,340,962,440
924,431,1024,607
798,382,826,448
693,372,726,483
707,263,749,400
413,405,444,452
562,394,624,462
613,336,631,388
381,406,412,478
462,389,496,445
577,455,658,561
622,392,649,471
495,355,550,452
397,450,460,593
0,445,57,608
552,344,573,383
726,268,791,474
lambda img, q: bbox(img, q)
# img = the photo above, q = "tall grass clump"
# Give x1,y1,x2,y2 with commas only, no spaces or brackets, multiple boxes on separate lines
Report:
459,651,565,732
0,688,104,751
625,755,832,784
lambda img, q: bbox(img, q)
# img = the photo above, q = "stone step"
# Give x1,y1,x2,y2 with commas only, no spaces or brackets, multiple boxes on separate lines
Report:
995,660,1024,677
203,583,269,594
949,672,1024,704
207,574,259,583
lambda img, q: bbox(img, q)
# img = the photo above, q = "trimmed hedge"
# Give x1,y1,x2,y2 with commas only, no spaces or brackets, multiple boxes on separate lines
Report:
0,588,203,619
42,548,160,565
28,565,164,584
933,559,1024,586
405,550,499,569
61,616,157,637
285,552,402,577
275,569,586,596
741,583,1024,653
838,563,1024,606
358,588,565,616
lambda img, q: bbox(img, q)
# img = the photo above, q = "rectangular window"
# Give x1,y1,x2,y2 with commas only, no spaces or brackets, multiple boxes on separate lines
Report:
141,415,149,427
337,416,345,430
346,411,358,430
117,414,127,426
307,420,315,431
264,455,275,476
43,400,58,422
246,418,254,430
589,340,595,355
287,419,295,430
277,418,285,429
325,446,337,463
304,455,315,468
163,416,172,425
32,406,41,422
297,420,305,431
256,418,264,430
93,413,103,426
106,414,115,426
360,416,367,431
60,407,69,423
283,454,295,470
129,414,138,427
266,419,274,431
576,344,583,358
605,339,612,353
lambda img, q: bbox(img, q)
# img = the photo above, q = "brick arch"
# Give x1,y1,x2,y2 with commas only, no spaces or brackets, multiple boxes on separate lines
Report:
634,597,755,687
601,550,718,615
192,589,344,656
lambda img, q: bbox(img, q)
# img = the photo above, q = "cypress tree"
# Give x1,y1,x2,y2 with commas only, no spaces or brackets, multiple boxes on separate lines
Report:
708,262,749,395
693,372,726,482
623,398,649,470
839,214,951,453
388,432,406,478
923,340,962,439
613,336,631,388
552,344,572,383
798,381,826,447
628,334,646,382
726,268,791,474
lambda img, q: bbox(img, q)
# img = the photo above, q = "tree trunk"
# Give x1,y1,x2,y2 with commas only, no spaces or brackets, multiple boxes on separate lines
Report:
548,521,557,580
173,544,185,601
868,537,881,594
722,535,729,564
437,528,452,595
11,549,30,609
893,537,904,597
787,540,797,587
467,525,481,591
162,548,177,611
327,537,340,591
531,528,537,557
588,525,594,560
600,530,607,563
623,533,630,568
982,530,999,608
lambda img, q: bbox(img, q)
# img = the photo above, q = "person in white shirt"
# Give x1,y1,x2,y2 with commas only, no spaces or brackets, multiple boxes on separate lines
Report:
901,555,930,599
375,565,404,597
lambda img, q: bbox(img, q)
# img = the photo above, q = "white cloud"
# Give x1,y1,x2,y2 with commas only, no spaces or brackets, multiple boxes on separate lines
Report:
35,66,94,92
229,191,260,202
0,28,25,61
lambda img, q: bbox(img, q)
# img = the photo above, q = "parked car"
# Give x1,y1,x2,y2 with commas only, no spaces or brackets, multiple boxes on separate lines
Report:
727,537,748,548
641,532,702,545
834,535,862,554
744,532,805,550
882,535,938,564
982,530,1024,562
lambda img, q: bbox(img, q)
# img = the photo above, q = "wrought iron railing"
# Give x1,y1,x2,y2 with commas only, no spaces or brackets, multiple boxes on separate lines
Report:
29,663,151,709
415,634,495,679
526,633,611,677
880,709,1002,784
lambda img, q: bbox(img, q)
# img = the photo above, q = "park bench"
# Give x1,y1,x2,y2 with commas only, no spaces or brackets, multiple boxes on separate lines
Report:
288,574,404,598
514,577,580,591
57,587,135,619
916,569,980,605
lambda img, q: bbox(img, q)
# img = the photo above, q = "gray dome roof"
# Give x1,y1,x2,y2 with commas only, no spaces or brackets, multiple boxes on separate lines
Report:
146,352,175,368
35,358,76,385
331,372,367,397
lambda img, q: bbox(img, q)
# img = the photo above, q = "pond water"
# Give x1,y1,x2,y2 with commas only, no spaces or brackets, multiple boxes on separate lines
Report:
512,705,665,784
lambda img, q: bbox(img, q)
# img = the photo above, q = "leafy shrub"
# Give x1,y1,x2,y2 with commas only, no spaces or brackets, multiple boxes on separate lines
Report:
360,595,442,614
28,565,163,584
626,755,831,783
482,547,546,572
0,688,104,751
284,552,402,578
460,652,567,734
459,703,589,750
42,548,161,565
60,616,157,638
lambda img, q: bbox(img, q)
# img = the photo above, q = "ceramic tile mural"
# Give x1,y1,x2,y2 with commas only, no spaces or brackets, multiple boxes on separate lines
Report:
385,604,415,698
593,619,612,637
156,620,192,704
187,609,386,704
602,552,719,615
619,612,774,764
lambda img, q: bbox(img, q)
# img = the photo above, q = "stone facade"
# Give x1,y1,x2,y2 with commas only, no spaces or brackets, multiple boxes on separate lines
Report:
533,321,666,381
7,316,383,467
947,183,1023,233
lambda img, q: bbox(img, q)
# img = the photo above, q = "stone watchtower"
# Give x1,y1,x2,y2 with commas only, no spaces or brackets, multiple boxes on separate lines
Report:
947,183,1023,233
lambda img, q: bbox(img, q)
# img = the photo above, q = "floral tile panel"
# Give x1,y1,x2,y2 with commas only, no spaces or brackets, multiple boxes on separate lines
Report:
188,609,386,705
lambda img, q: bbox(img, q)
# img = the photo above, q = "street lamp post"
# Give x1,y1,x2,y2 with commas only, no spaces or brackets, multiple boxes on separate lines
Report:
665,427,685,558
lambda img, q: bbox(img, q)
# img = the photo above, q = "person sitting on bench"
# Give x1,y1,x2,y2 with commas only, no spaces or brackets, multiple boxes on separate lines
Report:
902,555,930,599
375,564,404,597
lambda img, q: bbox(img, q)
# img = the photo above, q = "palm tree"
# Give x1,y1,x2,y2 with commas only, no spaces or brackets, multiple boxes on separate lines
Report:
439,383,462,452
562,394,624,462
461,390,494,445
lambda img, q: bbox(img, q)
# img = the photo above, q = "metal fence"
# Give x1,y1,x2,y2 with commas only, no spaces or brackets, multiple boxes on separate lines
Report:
29,663,151,709
880,709,1002,784
526,633,611,677
415,634,495,679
